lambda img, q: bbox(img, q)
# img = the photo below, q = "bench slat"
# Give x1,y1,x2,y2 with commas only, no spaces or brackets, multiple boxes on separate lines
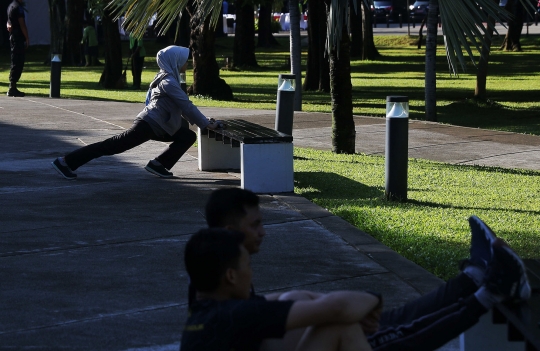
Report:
204,119,293,144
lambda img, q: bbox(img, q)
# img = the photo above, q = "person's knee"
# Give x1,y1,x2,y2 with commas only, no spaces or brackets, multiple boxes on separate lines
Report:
186,129,197,144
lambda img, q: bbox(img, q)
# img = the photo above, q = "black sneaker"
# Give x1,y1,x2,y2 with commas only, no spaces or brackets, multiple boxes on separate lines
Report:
484,238,531,302
145,161,173,178
468,216,498,270
7,88,25,97
51,158,77,180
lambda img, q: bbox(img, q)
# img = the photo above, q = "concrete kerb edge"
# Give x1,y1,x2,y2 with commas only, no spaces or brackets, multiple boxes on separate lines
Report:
274,193,445,296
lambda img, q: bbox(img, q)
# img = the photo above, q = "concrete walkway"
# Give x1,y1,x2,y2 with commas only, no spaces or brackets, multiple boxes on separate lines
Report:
0,96,538,350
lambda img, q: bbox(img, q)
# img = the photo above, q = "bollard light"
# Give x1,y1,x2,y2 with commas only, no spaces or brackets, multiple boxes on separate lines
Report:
179,72,187,93
385,96,409,201
50,53,62,98
275,74,295,136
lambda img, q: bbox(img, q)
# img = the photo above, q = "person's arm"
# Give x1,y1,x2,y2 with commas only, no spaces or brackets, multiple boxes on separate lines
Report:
285,291,381,330
18,17,29,48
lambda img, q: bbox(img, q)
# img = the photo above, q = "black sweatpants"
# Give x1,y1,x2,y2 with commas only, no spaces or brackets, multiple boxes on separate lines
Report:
9,31,25,87
369,273,487,351
64,119,196,171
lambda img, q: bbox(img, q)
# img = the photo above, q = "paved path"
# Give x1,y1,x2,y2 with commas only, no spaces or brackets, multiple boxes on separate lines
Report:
1,96,539,350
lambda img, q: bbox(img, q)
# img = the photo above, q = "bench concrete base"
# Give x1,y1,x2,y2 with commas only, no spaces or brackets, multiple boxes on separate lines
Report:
460,309,525,351
198,129,294,193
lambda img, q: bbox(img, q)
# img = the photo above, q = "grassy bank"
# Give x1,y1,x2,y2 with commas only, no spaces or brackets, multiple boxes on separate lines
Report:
294,147,540,280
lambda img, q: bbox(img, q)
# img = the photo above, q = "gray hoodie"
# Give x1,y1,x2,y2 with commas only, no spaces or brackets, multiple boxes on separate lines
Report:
137,46,210,137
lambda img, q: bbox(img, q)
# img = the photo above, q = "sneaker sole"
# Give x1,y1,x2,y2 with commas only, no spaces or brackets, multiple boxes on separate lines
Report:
51,162,77,180
469,216,497,243
498,243,532,301
144,165,173,178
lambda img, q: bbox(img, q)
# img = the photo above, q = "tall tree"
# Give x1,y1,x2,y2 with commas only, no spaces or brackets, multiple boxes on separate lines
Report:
98,9,124,88
360,2,379,60
475,13,496,99
324,0,355,153
233,0,258,67
501,0,525,51
258,1,279,47
329,24,355,153
349,0,363,58
187,1,234,99
87,0,123,88
63,0,85,66
424,0,438,121
303,0,329,92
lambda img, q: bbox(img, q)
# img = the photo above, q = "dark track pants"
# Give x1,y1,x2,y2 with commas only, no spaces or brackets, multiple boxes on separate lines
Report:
64,119,196,171
369,273,486,351
9,32,25,87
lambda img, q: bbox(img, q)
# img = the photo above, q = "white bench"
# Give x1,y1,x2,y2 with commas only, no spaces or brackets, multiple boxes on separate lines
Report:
198,119,294,193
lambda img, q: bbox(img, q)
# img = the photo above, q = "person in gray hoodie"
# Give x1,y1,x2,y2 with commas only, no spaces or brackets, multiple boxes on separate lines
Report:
52,46,223,180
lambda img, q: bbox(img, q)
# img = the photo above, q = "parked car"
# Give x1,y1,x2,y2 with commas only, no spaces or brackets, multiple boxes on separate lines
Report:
409,0,429,22
372,0,405,22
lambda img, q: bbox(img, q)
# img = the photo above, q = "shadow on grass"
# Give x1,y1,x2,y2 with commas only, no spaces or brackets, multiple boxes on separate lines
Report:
294,171,384,200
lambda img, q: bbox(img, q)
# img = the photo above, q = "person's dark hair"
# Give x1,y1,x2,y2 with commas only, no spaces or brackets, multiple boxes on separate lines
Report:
185,228,245,292
205,188,259,228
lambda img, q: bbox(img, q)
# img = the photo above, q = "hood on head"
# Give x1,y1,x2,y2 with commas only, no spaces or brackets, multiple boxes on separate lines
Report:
156,46,190,82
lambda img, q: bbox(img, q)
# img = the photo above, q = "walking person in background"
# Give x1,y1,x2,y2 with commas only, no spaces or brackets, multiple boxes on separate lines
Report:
129,32,145,90
6,0,29,97
81,20,100,66
51,46,224,180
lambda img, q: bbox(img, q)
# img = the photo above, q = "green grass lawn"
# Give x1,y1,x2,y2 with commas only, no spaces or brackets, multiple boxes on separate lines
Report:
2,34,540,135
294,148,540,280
2,35,539,279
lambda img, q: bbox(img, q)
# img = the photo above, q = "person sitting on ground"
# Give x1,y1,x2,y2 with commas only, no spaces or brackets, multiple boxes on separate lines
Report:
182,228,380,351
51,45,224,180
192,187,531,351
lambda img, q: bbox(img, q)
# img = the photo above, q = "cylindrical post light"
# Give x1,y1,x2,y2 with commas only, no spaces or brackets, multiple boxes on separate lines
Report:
50,53,62,98
275,74,296,135
385,96,409,201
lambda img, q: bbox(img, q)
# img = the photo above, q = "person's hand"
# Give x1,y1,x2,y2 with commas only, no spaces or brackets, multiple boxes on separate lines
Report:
6,22,11,33
206,118,226,130
359,304,382,334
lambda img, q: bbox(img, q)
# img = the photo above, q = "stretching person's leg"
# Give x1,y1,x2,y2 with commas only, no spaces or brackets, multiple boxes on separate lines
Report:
152,127,197,170
64,119,154,170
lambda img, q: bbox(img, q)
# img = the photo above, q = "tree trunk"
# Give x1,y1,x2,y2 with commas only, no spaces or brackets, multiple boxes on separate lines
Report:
424,0,438,122
330,26,355,154
99,11,123,89
258,2,279,47
63,0,85,66
188,5,233,100
48,0,66,59
501,0,524,51
303,0,329,92
289,0,302,111
232,0,258,67
361,2,380,60
175,10,191,47
349,0,363,58
475,16,495,99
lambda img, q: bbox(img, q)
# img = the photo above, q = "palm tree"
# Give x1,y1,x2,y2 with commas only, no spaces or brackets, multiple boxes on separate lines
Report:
108,0,534,148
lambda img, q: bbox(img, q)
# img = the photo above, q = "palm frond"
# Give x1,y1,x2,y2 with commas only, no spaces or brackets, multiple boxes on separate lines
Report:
439,0,534,74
